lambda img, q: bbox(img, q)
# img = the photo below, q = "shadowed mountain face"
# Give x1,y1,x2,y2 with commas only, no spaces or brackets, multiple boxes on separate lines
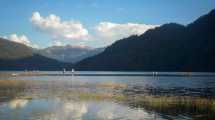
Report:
0,38,33,60
75,9,215,72
37,45,105,63
0,38,69,71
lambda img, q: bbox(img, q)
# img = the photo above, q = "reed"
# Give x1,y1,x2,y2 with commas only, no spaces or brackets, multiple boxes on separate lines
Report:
1,79,215,119
76,92,126,101
96,82,127,89
130,95,215,119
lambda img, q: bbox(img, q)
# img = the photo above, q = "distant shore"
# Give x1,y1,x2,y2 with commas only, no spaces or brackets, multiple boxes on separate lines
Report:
1,71,215,77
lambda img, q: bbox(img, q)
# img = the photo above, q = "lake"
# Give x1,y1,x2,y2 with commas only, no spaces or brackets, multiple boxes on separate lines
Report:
0,71,215,120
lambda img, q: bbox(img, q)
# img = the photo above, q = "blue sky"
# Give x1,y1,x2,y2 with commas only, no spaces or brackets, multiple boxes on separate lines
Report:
0,0,215,48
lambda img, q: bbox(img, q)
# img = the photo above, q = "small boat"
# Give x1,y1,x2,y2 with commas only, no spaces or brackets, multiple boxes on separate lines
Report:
71,69,75,75
72,69,75,73
63,68,66,74
12,73,17,76
152,72,158,76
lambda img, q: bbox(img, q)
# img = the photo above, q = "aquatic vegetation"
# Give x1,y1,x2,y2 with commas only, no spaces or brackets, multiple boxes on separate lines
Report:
0,80,43,88
96,82,127,89
1,79,215,119
132,95,215,110
76,92,126,101
0,80,127,101
129,95,215,119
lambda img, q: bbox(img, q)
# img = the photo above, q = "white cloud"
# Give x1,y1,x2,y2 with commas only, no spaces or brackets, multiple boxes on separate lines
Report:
0,35,8,39
53,40,64,46
29,12,159,47
30,12,89,41
9,34,31,45
8,34,39,48
94,22,158,42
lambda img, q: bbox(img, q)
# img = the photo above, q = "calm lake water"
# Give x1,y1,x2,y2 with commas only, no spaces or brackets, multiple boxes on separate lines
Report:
0,71,215,120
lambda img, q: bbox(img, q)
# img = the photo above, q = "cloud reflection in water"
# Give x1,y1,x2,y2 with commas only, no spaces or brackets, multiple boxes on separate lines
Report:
9,99,28,109
37,100,154,120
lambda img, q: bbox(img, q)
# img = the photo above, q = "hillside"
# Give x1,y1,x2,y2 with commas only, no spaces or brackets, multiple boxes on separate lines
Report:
0,38,33,59
0,38,69,70
75,9,215,72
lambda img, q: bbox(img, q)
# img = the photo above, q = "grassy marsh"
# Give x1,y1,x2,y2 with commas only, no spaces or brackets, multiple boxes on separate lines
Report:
1,79,215,119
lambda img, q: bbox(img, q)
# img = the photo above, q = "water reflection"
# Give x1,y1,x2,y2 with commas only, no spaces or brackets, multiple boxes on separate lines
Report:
9,99,28,109
3,98,159,120
38,100,88,120
0,74,215,119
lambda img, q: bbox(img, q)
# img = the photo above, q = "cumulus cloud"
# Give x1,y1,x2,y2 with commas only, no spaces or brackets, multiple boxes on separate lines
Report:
0,35,8,39
9,34,31,45
29,12,159,47
8,34,39,48
94,22,158,42
53,40,64,46
30,12,89,40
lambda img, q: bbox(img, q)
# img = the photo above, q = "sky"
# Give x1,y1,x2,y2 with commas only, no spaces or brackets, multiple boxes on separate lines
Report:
0,0,215,48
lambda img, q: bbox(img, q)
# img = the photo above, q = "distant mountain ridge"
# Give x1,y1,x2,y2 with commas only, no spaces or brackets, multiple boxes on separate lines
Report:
1,9,215,71
0,37,105,70
36,45,105,63
0,38,69,70
75,9,215,72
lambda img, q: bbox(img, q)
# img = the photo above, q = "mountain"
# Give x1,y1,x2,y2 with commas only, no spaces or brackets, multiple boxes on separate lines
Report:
0,38,33,60
0,38,69,70
37,45,105,63
75,9,215,72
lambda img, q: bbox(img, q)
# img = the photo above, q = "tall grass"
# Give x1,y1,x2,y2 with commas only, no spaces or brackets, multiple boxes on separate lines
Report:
129,95,215,119
1,80,215,119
